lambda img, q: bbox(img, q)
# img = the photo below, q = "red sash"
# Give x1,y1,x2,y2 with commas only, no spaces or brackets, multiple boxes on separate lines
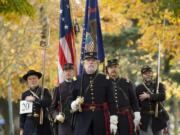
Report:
118,108,134,135
82,103,110,135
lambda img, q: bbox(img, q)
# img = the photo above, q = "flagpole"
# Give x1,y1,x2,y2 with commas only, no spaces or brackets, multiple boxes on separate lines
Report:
69,0,78,76
39,5,50,124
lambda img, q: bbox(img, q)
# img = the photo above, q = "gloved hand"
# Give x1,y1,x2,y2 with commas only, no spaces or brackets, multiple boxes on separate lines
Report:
20,129,23,135
134,112,141,130
71,96,84,112
25,95,35,102
110,115,118,135
55,112,65,123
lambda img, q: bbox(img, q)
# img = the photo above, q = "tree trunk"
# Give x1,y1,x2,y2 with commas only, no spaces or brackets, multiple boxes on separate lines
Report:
163,52,173,75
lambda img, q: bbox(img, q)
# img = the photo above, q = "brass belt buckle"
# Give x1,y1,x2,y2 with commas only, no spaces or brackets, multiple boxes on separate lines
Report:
149,110,154,114
90,105,96,112
27,114,33,117
33,113,39,117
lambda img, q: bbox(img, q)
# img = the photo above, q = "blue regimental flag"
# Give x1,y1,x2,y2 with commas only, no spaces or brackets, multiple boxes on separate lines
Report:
79,0,104,74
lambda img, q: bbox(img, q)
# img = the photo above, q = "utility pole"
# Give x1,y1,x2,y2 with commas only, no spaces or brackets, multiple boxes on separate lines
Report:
7,76,14,135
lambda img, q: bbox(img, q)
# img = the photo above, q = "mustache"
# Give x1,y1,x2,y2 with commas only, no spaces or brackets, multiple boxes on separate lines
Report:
111,70,117,74
88,64,95,68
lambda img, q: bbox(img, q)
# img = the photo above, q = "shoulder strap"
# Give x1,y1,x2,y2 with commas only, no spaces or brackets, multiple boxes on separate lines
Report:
142,83,154,94
29,89,40,99
115,79,129,101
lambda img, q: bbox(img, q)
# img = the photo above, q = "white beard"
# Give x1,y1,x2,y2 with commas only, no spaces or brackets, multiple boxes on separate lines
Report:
85,64,98,74
29,84,38,89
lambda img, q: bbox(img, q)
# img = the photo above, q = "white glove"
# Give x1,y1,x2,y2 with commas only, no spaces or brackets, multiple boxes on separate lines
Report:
134,112,141,129
110,115,118,135
20,129,23,135
55,113,65,123
71,96,84,112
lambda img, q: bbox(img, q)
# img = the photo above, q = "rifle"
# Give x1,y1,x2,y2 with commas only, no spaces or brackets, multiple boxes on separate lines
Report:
155,41,161,117
155,14,166,117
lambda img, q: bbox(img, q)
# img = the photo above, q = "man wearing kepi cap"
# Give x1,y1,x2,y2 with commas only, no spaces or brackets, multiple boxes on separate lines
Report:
135,65,167,135
51,63,75,135
106,58,141,135
70,52,118,135
20,70,52,135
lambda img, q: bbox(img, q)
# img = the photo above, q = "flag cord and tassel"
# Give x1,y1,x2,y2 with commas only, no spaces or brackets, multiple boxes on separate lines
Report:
71,0,80,35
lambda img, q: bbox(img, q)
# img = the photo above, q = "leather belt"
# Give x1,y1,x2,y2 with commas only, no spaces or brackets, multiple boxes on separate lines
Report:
142,110,154,115
117,106,132,114
27,114,33,117
117,106,134,135
81,103,110,135
82,103,108,112
26,113,40,117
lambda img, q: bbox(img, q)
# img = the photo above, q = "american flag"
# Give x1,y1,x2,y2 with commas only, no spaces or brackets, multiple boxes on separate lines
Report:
79,0,104,74
58,0,76,82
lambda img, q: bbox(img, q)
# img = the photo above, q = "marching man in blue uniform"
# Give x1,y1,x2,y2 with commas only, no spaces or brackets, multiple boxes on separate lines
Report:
135,66,168,135
106,58,141,135
70,52,118,135
51,63,75,135
20,70,52,135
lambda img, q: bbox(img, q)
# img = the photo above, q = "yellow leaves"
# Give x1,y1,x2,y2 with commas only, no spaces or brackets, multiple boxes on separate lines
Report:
10,49,15,54
0,0,179,102
138,16,180,63
138,54,154,63
99,0,132,34
100,0,126,13
138,26,158,52
6,31,12,39
0,0,7,4
11,74,26,101
163,80,180,100
127,1,156,19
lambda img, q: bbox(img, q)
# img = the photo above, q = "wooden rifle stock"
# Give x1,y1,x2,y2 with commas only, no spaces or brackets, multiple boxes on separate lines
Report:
155,78,159,117
39,107,44,124
155,95,159,117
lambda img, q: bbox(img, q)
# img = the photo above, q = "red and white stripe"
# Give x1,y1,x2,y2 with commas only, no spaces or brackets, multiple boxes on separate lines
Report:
58,31,77,83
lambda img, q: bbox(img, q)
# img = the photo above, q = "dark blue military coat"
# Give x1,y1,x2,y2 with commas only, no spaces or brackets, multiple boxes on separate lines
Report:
51,81,73,135
110,77,140,135
70,71,116,135
20,86,52,135
136,82,167,132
